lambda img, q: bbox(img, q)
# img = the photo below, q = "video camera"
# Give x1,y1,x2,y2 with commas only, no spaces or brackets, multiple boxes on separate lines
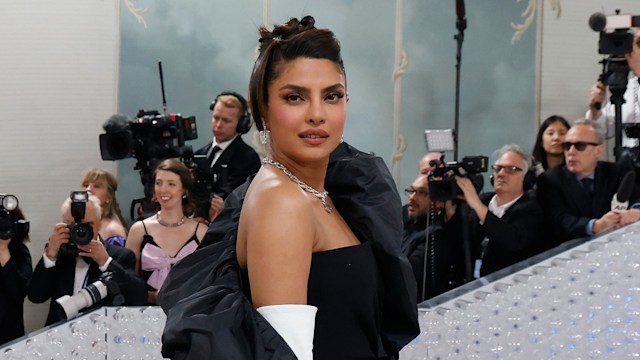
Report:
428,156,488,202
98,61,200,221
589,11,639,56
59,191,94,257
589,10,638,109
54,271,124,320
589,10,640,160
99,110,197,165
0,194,29,240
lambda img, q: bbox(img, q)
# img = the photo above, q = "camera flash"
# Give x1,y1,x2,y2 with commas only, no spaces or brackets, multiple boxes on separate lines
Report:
1,194,18,211
70,191,89,202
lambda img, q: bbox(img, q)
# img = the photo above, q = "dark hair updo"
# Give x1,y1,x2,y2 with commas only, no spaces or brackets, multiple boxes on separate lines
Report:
249,15,345,131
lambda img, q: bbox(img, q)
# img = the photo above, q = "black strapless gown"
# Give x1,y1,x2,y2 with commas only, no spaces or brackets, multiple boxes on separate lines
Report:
309,241,389,359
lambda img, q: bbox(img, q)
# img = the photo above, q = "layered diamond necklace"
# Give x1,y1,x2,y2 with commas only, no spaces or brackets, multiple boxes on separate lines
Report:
262,158,333,214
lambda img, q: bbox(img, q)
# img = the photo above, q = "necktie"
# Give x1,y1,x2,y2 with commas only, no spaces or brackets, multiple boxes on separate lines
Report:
581,178,593,203
207,145,221,168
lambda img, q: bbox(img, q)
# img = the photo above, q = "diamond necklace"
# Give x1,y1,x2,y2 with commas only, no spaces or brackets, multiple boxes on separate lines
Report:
262,158,333,213
156,211,186,227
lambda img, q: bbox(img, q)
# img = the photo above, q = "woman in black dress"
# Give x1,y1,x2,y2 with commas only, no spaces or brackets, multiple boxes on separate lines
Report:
0,202,32,345
159,16,418,360
236,16,417,359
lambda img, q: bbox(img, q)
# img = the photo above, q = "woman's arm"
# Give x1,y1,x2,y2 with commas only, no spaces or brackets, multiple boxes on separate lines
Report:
241,183,317,359
243,184,315,307
125,221,144,273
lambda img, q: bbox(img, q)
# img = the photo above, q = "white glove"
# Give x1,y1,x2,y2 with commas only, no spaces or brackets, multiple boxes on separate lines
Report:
257,304,317,360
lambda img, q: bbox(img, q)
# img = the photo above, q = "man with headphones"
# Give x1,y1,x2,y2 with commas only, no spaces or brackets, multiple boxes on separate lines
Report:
194,91,260,222
449,144,544,278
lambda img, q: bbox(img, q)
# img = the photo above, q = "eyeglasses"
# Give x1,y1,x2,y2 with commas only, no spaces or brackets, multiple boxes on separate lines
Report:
491,165,523,174
561,141,600,151
405,187,429,197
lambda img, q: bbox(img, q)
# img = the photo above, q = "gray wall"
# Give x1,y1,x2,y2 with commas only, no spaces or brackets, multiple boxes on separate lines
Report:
5,0,628,335
115,0,536,217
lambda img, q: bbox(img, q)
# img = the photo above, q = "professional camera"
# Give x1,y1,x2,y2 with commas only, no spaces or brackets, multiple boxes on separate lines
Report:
59,191,94,256
589,12,638,116
428,156,488,201
54,271,124,320
0,194,29,240
99,110,197,163
99,111,199,220
589,11,639,56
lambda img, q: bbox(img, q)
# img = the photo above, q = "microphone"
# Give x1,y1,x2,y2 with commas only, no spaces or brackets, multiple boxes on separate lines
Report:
611,170,636,211
102,114,131,132
588,12,607,32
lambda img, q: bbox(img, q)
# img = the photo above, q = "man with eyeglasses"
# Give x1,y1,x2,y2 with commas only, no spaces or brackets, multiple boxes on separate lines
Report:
537,119,640,246
400,174,466,302
449,144,544,278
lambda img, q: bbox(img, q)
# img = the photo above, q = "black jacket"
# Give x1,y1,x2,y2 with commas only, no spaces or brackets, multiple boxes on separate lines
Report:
158,142,419,359
0,243,32,345
28,242,147,326
194,136,260,197
400,206,466,302
472,192,545,276
537,161,637,245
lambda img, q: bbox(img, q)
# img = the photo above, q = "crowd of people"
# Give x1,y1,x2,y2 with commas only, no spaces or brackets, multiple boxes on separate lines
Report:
3,13,640,360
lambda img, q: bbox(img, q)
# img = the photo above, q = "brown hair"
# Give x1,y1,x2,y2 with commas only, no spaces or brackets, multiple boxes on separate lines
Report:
81,168,126,225
153,158,196,216
249,15,345,131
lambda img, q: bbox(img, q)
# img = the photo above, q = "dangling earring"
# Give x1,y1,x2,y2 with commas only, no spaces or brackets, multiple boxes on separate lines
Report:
182,194,187,200
260,129,271,145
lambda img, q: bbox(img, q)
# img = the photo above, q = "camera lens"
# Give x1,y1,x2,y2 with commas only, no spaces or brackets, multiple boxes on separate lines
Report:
69,223,93,245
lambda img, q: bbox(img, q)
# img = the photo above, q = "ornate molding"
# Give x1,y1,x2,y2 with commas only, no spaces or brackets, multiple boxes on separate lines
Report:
511,0,561,44
391,0,407,184
123,0,149,28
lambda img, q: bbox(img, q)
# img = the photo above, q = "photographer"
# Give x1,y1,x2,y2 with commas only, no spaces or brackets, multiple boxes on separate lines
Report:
401,174,466,302
449,145,544,278
587,30,640,148
193,91,260,223
0,203,32,345
28,194,146,326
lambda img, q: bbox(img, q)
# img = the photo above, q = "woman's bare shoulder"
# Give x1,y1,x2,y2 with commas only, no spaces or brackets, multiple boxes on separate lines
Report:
101,219,127,239
242,174,315,243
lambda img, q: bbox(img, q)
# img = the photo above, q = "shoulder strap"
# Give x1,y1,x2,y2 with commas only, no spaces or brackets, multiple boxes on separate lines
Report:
142,220,149,235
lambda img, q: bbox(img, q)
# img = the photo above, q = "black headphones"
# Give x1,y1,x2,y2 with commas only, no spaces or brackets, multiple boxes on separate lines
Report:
490,164,537,191
209,91,251,134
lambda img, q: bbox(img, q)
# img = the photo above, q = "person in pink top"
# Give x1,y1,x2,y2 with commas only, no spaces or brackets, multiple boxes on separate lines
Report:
126,158,206,304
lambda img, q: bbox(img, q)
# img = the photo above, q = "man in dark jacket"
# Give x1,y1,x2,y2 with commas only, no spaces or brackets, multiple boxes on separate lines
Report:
537,119,640,246
453,144,544,278
401,174,466,302
193,91,260,222
28,193,146,326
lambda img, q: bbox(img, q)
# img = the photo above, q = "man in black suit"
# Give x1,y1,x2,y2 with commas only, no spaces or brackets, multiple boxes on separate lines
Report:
401,174,466,302
28,193,146,326
453,144,544,278
537,119,640,245
194,91,260,222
